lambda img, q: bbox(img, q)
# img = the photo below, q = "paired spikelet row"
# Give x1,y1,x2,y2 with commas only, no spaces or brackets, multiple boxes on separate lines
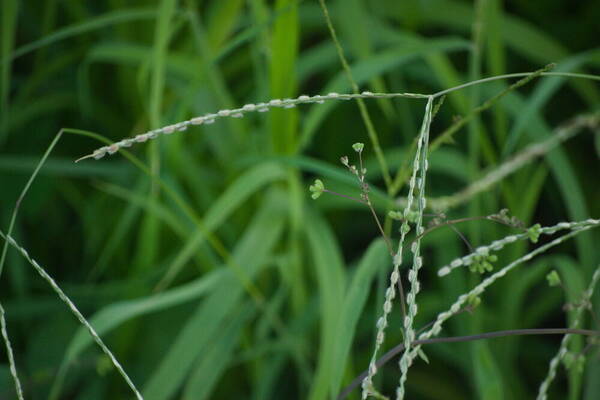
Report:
361,97,434,400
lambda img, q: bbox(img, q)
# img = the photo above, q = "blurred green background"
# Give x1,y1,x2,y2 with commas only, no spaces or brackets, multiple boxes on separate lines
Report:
1,0,599,399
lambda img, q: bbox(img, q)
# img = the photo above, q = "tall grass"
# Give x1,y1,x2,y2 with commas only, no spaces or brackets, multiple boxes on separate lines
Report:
1,1,599,400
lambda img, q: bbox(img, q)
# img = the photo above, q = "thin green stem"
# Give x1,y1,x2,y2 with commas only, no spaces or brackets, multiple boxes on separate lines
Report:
323,189,365,204
430,64,555,152
414,215,526,244
318,0,392,189
432,71,598,99
0,130,62,279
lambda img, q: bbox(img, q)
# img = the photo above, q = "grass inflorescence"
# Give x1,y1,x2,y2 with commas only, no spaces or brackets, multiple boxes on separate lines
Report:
1,2,600,400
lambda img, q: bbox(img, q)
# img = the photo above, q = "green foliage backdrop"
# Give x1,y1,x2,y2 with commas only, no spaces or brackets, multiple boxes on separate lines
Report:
0,0,599,399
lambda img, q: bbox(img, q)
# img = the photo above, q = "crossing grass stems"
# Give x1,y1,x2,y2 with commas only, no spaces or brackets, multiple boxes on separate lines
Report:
1,14,599,400
65,68,600,400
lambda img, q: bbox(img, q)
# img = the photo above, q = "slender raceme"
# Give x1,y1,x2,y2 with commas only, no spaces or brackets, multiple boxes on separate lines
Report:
0,229,144,400
361,96,434,399
76,91,427,162
536,263,600,400
395,96,434,400
76,71,598,163
66,60,600,400
0,303,24,400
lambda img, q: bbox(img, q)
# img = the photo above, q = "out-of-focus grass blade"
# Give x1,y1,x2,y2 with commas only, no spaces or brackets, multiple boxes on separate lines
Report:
251,298,319,400
330,239,388,398
502,51,600,156
182,303,255,400
422,0,567,63
333,0,394,118
95,181,188,237
1,92,74,136
367,26,469,112
142,190,286,400
300,37,469,148
1,8,157,64
89,184,144,280
473,341,504,400
56,268,224,378
82,42,193,78
0,0,18,143
157,162,285,288
0,130,63,279
420,1,598,103
270,0,299,154
0,365,17,399
497,257,552,398
134,0,178,274
205,0,244,51
0,156,132,179
363,146,469,183
500,92,594,269
484,0,507,144
585,363,600,400
305,210,346,400
554,258,586,400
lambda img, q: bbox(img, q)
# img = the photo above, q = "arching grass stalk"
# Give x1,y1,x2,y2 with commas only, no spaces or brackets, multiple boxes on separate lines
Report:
536,263,600,400
0,303,24,400
0,229,144,400
76,71,599,162
361,96,434,399
75,92,427,162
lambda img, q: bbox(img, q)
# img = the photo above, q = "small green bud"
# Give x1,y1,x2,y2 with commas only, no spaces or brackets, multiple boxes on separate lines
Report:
400,223,411,235
563,352,585,373
527,223,542,243
467,294,481,309
546,270,561,287
388,211,403,220
482,261,493,272
309,179,325,200
404,210,419,223
469,254,497,274
352,142,364,153
340,156,349,166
